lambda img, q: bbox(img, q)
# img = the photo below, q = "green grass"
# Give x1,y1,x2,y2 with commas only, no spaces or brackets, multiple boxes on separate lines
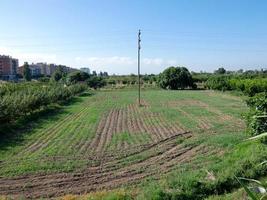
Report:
108,132,151,149
1,89,265,199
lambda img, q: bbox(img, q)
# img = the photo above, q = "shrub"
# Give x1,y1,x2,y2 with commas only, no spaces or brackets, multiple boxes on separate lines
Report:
245,92,267,140
87,76,106,89
158,66,194,90
205,76,231,91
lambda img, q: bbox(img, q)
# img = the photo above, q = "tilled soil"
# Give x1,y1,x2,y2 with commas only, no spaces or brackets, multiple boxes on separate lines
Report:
0,101,220,199
0,132,215,199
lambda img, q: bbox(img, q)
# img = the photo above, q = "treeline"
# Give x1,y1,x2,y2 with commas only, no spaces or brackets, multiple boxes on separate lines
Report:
20,62,107,90
106,74,157,86
205,76,267,96
0,83,87,124
0,66,107,126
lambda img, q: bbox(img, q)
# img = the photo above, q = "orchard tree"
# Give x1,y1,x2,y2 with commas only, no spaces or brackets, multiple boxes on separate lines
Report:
92,71,97,76
215,67,226,74
87,76,106,89
51,65,66,82
158,66,194,90
23,62,31,81
67,71,90,84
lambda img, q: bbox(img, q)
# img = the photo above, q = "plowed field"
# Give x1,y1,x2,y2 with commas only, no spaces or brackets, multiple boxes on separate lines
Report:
0,90,247,199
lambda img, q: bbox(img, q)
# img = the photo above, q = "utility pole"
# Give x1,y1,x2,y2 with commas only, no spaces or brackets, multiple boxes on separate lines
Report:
138,29,141,106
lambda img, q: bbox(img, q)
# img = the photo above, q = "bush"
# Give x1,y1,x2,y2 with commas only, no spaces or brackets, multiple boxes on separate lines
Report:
245,92,267,140
229,78,267,96
205,76,231,91
66,71,90,84
158,66,194,90
87,76,106,89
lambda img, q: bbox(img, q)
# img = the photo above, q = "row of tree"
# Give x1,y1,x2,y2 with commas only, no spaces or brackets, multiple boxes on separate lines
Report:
22,62,107,90
105,67,196,90
0,83,87,124
205,76,267,96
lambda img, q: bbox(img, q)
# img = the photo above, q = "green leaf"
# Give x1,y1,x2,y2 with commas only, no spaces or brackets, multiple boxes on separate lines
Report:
260,194,267,200
239,177,263,186
235,176,259,200
259,161,267,166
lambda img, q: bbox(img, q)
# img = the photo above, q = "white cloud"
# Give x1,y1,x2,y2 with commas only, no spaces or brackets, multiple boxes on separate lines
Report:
83,56,135,65
143,58,163,66
75,56,176,67
73,56,179,74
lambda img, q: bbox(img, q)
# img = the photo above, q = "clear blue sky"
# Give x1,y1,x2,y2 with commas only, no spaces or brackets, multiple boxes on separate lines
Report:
1,0,267,74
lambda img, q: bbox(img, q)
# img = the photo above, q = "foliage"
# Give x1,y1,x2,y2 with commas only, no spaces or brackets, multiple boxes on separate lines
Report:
192,73,212,83
51,65,67,82
158,66,194,89
67,71,90,84
234,132,267,200
205,76,231,91
38,77,50,82
0,83,87,125
229,78,267,96
105,74,158,87
87,76,106,89
214,67,226,74
205,76,267,96
23,62,31,81
245,93,267,140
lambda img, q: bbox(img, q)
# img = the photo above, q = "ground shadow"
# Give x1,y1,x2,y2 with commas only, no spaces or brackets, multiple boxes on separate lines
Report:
0,94,93,152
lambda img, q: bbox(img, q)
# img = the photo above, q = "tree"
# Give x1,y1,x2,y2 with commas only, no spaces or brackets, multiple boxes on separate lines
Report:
23,62,31,81
158,66,194,90
99,71,104,77
92,71,97,76
214,67,226,74
67,71,90,84
80,71,90,81
51,65,66,82
87,76,106,89
103,72,109,77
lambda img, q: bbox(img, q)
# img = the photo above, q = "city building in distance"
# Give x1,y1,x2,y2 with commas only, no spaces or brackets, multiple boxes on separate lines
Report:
18,62,78,78
0,55,18,81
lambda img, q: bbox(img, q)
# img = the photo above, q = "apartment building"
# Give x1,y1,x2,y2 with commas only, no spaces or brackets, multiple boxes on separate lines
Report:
0,55,18,81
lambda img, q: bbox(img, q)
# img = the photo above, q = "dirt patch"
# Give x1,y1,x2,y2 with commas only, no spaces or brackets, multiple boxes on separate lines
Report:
0,132,218,199
86,101,186,154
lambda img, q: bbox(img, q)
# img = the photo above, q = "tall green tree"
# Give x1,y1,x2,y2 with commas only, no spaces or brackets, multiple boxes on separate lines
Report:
51,65,66,82
67,71,90,84
23,62,31,81
87,76,106,89
158,66,194,90
214,67,226,74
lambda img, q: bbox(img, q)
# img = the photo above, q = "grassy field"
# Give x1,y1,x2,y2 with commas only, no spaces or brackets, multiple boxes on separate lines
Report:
0,89,266,199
